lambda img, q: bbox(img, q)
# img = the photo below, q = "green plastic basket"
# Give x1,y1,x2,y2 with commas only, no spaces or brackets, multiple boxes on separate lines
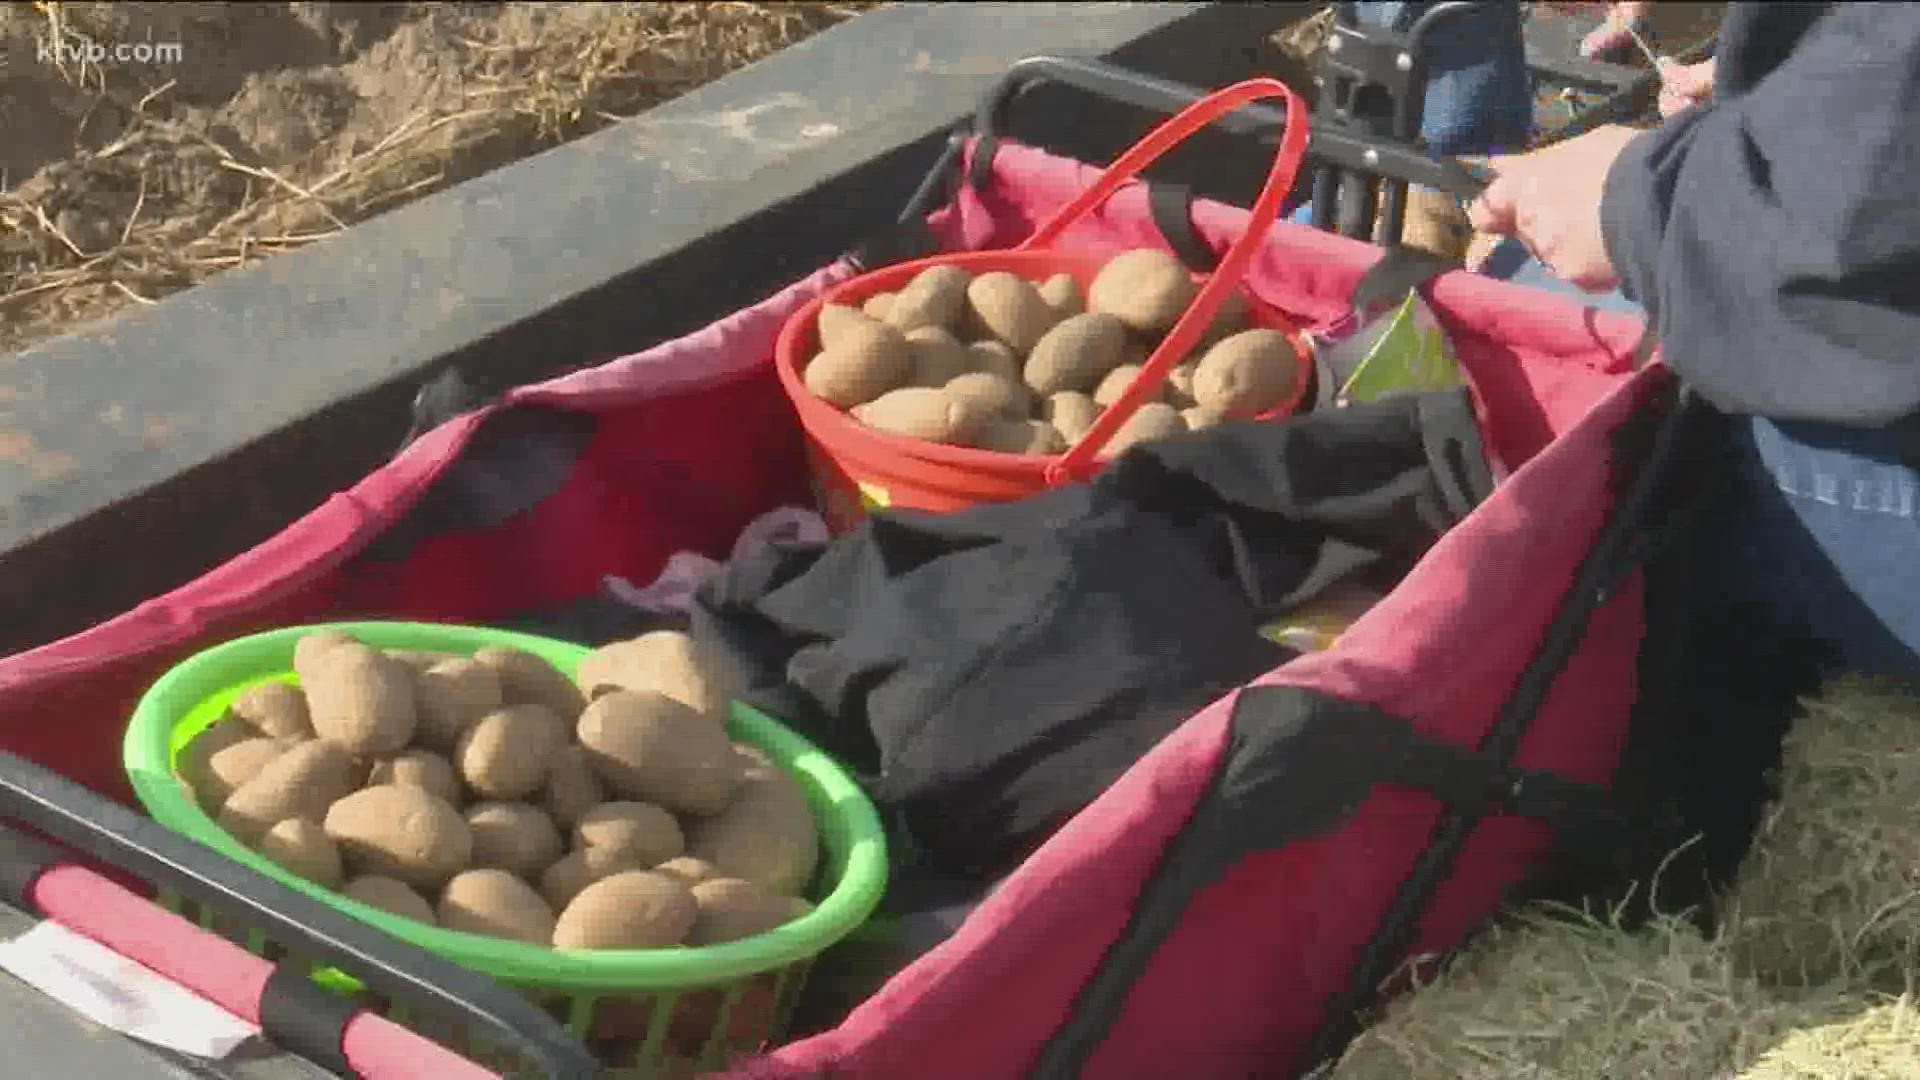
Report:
124,621,889,1074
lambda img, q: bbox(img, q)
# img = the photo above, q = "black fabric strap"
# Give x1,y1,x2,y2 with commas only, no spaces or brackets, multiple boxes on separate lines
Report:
1300,380,1698,1072
260,965,358,1076
1146,182,1219,273
1029,686,1628,1079
0,825,63,909
1351,245,1457,319
1374,721,1627,853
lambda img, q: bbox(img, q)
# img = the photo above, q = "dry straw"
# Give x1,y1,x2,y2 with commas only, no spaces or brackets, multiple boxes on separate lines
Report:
1734,995,1920,1079
1327,903,1774,1080
1,2,870,353
1328,904,1920,1080
1721,675,1920,992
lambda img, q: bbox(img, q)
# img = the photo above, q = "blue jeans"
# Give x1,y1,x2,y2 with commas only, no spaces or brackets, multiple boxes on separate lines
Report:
1493,251,1920,684
1347,1,1533,156
1701,419,1920,685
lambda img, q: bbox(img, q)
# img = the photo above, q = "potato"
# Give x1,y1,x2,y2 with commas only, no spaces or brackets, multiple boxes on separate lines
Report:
471,647,587,720
574,630,738,724
1182,404,1227,431
413,658,505,751
577,690,745,817
341,875,437,925
965,272,1056,354
303,643,417,756
1092,363,1166,409
687,878,812,946
1191,329,1303,418
292,630,357,684
181,719,251,795
962,338,1019,380
971,418,1066,456
1119,335,1151,369
324,785,472,891
386,649,462,673
368,749,463,807
816,303,869,351
456,705,569,801
850,387,988,447
883,265,970,333
1043,391,1100,443
552,871,697,950
860,292,895,321
465,802,564,879
803,318,912,409
257,817,342,888
199,737,289,813
575,801,685,867
1088,248,1199,335
944,371,1031,421
684,756,818,896
904,326,975,388
1037,272,1084,320
1096,402,1188,461
653,857,720,886
539,848,646,911
542,745,607,832
439,869,557,945
1024,312,1127,396
229,682,312,742
219,741,364,844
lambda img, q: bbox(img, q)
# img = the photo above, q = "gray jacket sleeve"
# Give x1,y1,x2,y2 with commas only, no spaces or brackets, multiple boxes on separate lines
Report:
1599,3,1920,425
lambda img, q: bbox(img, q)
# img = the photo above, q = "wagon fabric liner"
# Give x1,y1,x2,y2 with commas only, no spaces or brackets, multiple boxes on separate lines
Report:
0,135,1775,1078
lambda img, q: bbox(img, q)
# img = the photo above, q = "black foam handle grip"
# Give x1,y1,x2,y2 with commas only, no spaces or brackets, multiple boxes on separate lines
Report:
968,54,1491,201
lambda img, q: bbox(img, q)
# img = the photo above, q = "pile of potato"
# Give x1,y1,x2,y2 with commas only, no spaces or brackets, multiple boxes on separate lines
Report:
803,248,1306,458
180,630,819,954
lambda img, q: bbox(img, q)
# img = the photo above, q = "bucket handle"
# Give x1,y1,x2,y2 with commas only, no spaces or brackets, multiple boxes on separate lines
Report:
1020,78,1310,488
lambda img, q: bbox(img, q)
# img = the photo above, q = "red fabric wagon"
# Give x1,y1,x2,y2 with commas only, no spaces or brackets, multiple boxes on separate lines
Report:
0,56,1796,1079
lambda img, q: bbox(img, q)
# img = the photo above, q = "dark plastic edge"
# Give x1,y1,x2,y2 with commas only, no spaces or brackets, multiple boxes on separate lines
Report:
968,54,1492,201
0,752,599,1080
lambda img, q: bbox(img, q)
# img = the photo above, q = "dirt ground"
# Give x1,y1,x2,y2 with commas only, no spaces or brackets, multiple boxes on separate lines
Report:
0,1,866,356
2,2,1725,358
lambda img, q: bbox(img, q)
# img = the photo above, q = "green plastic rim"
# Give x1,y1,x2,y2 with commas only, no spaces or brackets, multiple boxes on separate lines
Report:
124,621,890,993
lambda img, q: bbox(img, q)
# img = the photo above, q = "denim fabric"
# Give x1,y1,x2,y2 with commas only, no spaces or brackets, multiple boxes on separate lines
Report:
1348,1,1533,155
1699,417,1920,684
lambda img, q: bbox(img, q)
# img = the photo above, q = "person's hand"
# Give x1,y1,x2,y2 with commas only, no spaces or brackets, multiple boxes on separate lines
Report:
1466,124,1643,292
1657,57,1716,118
1578,1,1654,61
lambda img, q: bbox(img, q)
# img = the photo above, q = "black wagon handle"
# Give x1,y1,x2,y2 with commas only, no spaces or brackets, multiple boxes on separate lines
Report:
965,54,1492,203
0,752,600,1080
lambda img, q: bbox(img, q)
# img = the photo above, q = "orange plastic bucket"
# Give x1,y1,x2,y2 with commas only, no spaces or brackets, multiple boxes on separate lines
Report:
775,78,1312,531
